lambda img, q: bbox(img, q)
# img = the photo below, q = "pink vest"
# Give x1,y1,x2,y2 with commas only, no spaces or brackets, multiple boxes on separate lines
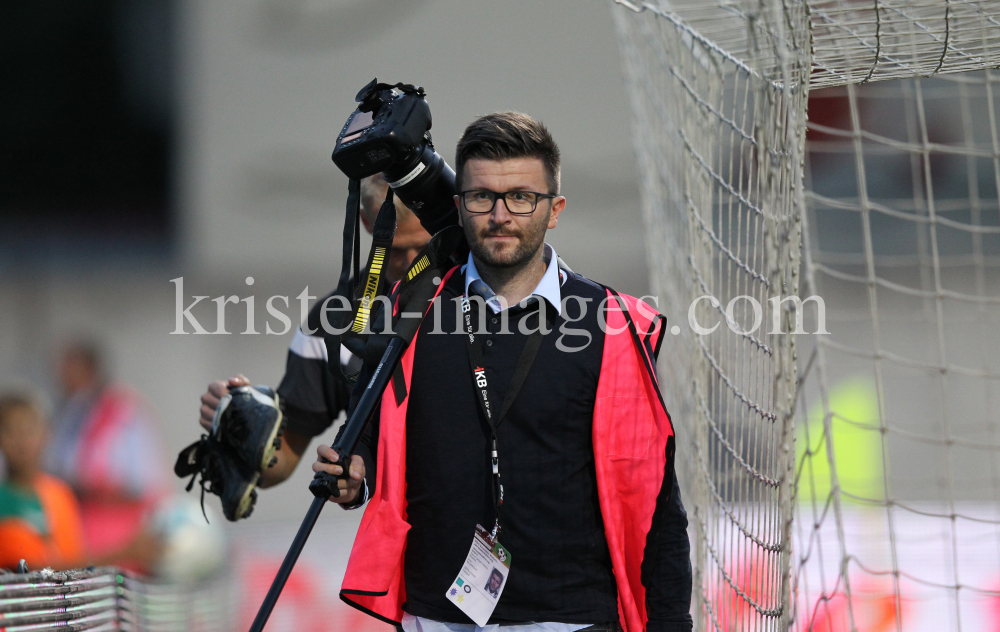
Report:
76,387,165,566
340,267,674,632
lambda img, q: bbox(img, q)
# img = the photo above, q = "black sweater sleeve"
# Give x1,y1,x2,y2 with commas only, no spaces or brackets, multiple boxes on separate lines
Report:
644,469,693,632
277,288,354,438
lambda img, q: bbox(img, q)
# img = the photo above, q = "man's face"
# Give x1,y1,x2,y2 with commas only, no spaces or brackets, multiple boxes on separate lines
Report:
456,157,565,269
58,349,97,397
489,572,502,591
387,213,431,284
359,178,432,284
0,405,47,476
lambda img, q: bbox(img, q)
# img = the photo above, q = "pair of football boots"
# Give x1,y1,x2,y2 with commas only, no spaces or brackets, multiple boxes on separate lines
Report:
175,385,286,521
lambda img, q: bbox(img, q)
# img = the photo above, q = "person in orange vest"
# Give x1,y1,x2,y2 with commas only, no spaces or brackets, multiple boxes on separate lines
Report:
0,393,84,571
0,393,161,572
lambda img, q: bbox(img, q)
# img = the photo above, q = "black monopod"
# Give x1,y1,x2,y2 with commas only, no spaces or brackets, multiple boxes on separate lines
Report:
246,223,464,632
247,336,405,632
249,180,402,631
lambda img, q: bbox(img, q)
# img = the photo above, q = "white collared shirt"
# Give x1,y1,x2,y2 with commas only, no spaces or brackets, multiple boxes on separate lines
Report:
401,613,592,632
463,243,565,317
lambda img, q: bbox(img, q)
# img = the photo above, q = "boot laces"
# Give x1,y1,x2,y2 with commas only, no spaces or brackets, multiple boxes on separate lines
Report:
181,435,228,522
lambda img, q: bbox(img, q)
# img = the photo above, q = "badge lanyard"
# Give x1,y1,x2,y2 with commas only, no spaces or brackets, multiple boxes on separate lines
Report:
460,295,544,539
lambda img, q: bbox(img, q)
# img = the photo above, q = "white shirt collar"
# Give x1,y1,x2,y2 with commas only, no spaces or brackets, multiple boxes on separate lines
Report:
464,243,563,316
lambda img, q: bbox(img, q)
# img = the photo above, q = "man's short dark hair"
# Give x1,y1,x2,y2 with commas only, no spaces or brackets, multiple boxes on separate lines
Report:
0,393,38,431
455,112,561,194
64,339,102,373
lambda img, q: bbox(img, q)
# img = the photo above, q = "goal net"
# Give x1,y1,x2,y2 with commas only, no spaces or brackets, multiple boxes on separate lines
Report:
613,1,1000,630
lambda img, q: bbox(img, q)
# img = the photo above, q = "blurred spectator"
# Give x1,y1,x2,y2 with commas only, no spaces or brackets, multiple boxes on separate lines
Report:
44,340,169,571
0,393,164,572
0,394,85,570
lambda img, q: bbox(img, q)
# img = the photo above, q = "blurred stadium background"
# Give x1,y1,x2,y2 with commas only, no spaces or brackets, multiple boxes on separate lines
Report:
1,2,651,630
5,1,1000,631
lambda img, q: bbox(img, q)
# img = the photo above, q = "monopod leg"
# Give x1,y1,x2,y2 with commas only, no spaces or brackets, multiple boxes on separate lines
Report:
247,495,327,632
246,337,405,631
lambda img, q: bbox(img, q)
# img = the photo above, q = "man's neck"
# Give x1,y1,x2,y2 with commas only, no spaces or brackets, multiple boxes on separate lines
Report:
474,248,547,308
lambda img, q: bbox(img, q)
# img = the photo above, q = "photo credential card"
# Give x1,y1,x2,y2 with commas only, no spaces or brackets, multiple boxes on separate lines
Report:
445,524,512,626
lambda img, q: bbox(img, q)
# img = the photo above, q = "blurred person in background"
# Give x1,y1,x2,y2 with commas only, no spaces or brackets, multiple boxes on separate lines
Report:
0,393,162,572
45,341,169,572
0,394,83,570
196,175,431,498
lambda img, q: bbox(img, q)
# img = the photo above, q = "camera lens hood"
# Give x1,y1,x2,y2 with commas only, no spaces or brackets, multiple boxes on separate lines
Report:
385,143,458,236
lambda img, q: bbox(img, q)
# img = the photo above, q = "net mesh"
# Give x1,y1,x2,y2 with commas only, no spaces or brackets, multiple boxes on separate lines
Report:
613,1,1000,630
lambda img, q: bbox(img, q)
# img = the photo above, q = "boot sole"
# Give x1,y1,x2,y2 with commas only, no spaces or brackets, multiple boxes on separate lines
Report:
258,406,285,472
236,472,259,520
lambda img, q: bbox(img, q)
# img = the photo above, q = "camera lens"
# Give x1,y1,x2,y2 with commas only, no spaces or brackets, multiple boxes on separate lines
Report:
384,143,458,236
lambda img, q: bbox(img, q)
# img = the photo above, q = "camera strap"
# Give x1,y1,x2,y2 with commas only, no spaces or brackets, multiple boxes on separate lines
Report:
329,181,398,384
337,179,362,301
324,179,363,383
349,188,397,336
460,294,544,539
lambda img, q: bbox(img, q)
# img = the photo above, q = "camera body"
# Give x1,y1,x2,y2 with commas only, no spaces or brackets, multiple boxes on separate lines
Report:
332,79,458,235
332,80,430,179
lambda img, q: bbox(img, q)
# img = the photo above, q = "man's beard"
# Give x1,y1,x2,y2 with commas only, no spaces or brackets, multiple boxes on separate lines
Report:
465,211,549,269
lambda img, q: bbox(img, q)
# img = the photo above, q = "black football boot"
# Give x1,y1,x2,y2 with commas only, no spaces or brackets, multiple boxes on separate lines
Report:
212,385,286,474
175,437,258,521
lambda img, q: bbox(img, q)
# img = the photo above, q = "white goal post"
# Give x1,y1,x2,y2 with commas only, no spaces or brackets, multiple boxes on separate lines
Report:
613,1,1000,630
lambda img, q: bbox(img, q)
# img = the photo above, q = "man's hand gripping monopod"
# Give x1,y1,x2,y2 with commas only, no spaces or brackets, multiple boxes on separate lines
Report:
247,225,465,632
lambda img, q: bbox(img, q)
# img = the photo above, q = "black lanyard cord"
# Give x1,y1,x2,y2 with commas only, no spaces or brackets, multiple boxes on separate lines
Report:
461,295,545,538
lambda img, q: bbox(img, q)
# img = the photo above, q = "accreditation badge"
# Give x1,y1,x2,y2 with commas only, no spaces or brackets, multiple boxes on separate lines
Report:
445,524,512,626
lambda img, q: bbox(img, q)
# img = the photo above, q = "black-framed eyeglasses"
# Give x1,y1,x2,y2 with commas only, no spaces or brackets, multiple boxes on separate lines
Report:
459,189,557,215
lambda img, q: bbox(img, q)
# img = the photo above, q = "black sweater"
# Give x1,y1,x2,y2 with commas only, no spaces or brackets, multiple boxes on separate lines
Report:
354,271,692,630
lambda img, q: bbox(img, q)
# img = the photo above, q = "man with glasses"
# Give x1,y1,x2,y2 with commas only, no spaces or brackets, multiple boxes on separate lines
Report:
315,112,692,632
